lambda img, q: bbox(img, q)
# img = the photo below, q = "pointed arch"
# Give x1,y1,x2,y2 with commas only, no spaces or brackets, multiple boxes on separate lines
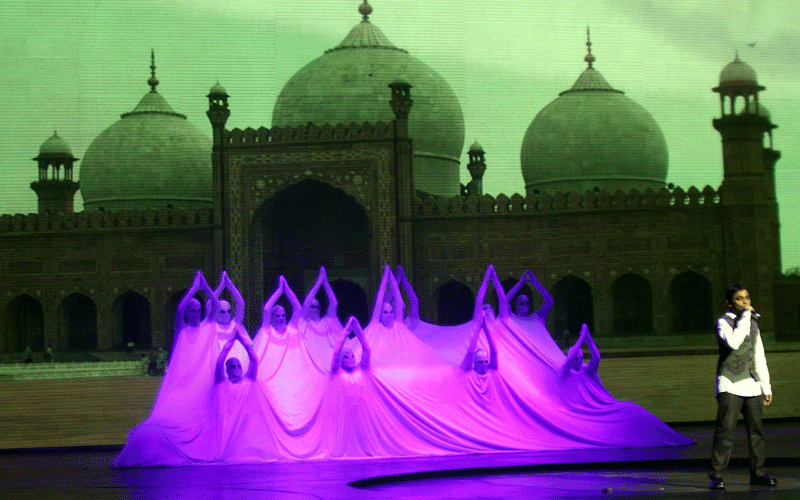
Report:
3,294,44,352
111,291,152,350
551,275,593,338
249,178,371,331
670,271,713,333
57,293,97,350
612,273,653,334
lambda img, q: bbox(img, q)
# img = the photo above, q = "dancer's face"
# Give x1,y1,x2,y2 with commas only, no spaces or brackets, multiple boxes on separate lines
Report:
473,349,490,375
341,348,356,371
186,298,202,326
272,305,287,331
568,349,584,372
217,300,232,326
308,299,321,320
225,358,243,383
513,295,531,316
380,302,394,327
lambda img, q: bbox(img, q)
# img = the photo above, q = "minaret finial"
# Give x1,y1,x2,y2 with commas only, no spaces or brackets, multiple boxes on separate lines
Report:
148,48,159,92
359,0,372,22
584,26,595,68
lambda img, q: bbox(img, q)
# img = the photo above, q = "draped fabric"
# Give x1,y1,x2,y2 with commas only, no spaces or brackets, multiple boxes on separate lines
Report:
113,299,692,468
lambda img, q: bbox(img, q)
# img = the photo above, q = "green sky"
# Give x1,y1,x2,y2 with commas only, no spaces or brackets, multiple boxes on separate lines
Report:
1,0,798,268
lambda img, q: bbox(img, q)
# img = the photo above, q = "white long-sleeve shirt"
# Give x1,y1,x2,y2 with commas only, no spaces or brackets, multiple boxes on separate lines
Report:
716,310,771,397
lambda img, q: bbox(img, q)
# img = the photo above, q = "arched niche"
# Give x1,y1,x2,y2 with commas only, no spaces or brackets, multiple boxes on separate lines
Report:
551,275,594,338
3,294,44,352
435,280,473,326
111,291,152,350
612,273,653,335
670,271,713,333
57,293,97,350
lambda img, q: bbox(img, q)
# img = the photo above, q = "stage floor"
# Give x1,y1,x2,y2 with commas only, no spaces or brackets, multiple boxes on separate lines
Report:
2,422,800,499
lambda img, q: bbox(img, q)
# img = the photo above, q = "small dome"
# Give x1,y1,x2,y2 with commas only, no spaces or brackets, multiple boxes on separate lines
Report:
209,81,228,96
469,141,484,153
38,132,74,157
719,55,758,87
272,2,465,197
80,77,211,211
521,61,668,194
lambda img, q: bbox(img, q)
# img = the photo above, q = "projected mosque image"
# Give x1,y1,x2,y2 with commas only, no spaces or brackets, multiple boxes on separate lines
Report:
0,0,783,360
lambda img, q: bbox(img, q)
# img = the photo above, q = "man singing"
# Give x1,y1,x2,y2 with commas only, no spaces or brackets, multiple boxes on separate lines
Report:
709,283,776,490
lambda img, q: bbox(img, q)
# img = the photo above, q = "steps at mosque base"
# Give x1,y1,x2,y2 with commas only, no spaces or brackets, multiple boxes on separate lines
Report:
0,360,145,381
0,351,798,450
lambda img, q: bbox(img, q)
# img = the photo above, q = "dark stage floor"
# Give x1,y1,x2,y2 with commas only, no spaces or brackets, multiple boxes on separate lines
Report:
3,422,800,499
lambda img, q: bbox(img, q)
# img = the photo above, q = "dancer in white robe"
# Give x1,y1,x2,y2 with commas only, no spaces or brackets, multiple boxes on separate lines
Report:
253,276,328,458
300,267,344,373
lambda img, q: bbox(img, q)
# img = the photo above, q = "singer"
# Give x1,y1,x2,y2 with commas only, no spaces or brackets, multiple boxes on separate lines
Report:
708,283,776,490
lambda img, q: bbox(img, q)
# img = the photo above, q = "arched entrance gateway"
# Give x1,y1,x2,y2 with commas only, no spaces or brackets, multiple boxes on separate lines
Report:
249,179,371,331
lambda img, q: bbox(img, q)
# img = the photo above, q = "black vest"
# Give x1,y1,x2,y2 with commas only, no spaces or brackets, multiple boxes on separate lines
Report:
717,314,758,383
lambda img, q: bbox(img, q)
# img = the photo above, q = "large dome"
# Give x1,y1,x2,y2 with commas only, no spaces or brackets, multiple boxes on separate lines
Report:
272,2,465,197
521,48,668,195
80,69,211,211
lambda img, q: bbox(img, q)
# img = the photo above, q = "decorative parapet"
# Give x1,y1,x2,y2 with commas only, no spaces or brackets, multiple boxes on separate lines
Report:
0,208,214,234
224,122,394,147
415,186,720,217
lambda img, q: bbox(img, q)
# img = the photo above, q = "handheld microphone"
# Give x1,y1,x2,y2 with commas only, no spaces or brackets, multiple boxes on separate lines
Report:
751,310,761,320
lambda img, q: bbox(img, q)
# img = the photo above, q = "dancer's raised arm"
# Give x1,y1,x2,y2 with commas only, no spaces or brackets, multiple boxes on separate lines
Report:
525,270,554,320
331,317,371,373
176,270,212,332
560,323,589,378
301,267,326,320
321,271,340,322
491,268,511,320
387,267,405,326
370,265,392,326
397,265,420,330
583,324,601,375
223,271,246,326
215,337,237,383
236,325,258,380
280,276,302,328
261,277,285,330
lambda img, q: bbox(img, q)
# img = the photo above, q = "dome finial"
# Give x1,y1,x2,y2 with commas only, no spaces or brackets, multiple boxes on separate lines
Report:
359,0,372,22
148,48,159,92
584,26,596,68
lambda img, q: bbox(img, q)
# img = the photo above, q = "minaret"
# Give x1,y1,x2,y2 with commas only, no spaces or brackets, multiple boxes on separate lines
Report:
207,80,231,271
466,141,486,196
30,132,80,214
712,53,780,330
712,52,773,205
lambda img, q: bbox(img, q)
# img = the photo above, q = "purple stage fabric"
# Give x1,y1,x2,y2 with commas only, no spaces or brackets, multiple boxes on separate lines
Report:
113,307,692,467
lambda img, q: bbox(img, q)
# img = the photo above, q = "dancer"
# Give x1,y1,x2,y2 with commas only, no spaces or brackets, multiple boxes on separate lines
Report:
211,271,251,375
301,267,345,372
151,270,219,419
364,265,444,367
253,275,328,456
557,324,615,407
506,269,554,320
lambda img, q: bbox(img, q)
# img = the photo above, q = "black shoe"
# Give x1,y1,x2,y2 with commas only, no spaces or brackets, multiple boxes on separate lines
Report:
709,478,725,490
750,474,777,487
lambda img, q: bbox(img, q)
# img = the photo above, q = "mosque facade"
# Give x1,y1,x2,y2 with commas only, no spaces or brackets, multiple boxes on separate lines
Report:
0,3,788,353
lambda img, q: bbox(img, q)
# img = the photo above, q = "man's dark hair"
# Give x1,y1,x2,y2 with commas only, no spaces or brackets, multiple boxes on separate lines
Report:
726,282,747,304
